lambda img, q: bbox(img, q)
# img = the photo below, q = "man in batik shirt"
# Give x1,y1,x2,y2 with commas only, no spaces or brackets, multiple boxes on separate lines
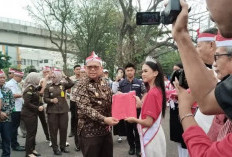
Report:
0,70,15,157
72,51,119,157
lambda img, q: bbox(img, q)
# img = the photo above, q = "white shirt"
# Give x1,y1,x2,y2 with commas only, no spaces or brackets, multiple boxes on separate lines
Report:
5,79,24,111
112,82,119,94
0,90,3,98
194,67,217,133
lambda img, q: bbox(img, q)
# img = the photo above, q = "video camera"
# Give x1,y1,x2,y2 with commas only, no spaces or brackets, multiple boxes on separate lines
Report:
136,0,181,25
170,69,188,89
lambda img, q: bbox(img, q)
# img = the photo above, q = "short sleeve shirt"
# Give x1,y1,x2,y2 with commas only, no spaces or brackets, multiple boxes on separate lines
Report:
5,79,24,111
215,75,232,120
0,90,3,99
141,87,162,121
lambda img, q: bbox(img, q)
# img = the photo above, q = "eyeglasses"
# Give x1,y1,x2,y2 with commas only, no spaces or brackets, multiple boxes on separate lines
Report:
214,53,232,61
86,66,100,70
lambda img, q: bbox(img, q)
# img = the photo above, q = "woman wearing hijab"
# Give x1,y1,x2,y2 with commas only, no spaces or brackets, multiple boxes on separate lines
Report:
44,70,74,155
21,72,46,157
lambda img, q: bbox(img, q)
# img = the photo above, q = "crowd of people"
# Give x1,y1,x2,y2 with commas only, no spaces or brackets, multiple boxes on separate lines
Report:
1,0,232,157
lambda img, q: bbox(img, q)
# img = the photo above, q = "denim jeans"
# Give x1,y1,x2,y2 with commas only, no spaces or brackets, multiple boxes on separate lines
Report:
0,122,12,157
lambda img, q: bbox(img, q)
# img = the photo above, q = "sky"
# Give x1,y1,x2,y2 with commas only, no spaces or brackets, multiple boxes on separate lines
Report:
0,0,207,25
0,0,32,22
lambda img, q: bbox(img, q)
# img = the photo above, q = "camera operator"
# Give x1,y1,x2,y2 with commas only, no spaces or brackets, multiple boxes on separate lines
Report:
172,0,232,156
194,28,218,134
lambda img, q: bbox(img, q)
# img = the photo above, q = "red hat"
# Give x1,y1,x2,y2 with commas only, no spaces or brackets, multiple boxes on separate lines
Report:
14,71,24,77
9,68,15,73
51,67,62,73
0,69,5,76
42,66,51,72
215,33,232,47
197,29,216,42
86,51,102,65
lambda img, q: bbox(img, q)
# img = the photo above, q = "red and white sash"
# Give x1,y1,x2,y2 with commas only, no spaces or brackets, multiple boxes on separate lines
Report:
137,113,162,157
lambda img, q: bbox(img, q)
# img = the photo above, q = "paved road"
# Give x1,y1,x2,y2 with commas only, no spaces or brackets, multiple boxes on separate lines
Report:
1,109,178,157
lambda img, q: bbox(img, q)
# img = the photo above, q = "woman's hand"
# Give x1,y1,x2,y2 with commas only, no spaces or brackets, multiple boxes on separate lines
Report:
125,117,138,123
115,91,122,95
174,78,195,116
51,98,59,104
134,96,142,108
38,106,44,111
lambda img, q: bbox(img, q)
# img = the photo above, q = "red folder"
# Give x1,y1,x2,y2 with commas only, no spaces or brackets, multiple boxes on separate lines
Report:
112,91,137,120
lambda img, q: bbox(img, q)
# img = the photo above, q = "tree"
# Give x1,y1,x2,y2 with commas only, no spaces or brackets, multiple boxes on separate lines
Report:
71,0,119,76
157,51,181,76
0,53,11,69
27,0,75,73
115,0,177,69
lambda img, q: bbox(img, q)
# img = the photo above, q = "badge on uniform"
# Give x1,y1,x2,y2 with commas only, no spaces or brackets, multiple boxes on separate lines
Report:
61,91,65,97
60,85,65,97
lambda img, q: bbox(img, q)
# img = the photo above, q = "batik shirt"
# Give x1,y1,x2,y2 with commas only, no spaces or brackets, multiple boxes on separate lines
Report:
0,84,15,122
72,77,112,137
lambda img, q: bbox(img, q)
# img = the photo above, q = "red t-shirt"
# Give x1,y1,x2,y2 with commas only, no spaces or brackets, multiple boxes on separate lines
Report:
183,126,232,157
141,87,162,122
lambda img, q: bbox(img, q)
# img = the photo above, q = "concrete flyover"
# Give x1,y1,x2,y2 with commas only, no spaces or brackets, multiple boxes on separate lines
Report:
0,17,76,53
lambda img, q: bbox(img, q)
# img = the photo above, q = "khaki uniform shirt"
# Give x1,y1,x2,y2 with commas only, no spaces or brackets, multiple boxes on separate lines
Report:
44,77,74,114
21,85,41,117
72,77,112,137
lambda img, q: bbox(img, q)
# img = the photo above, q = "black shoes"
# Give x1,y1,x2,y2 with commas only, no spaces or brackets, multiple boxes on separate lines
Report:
12,146,25,151
68,132,74,137
60,148,70,153
136,149,141,157
128,147,135,155
54,149,62,155
33,152,41,156
75,146,80,151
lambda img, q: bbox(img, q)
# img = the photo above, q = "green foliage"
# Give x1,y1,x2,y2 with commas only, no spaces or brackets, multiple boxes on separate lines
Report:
0,53,11,69
73,0,118,63
157,51,181,76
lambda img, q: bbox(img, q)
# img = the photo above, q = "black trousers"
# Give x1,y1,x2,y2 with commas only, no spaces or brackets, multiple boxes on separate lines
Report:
70,100,76,134
70,100,79,147
125,122,140,150
125,109,141,150
38,110,50,140
79,133,113,157
47,113,68,151
11,112,21,148
22,114,38,155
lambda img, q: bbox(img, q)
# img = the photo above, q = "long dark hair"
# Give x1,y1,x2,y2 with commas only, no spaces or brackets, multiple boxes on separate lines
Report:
116,68,125,79
144,61,166,117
